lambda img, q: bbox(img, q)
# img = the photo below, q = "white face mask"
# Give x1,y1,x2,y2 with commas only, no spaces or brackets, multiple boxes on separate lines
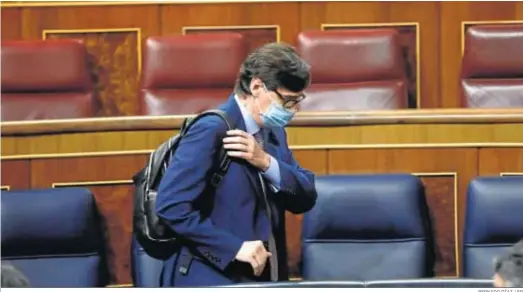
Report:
255,84,296,128
256,97,295,128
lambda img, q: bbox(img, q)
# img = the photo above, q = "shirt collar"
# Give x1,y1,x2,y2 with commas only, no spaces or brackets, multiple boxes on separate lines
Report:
234,94,260,135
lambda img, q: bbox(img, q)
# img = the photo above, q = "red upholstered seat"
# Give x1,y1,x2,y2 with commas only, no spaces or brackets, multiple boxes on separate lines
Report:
1,39,96,121
139,33,247,115
461,24,523,108
297,29,408,111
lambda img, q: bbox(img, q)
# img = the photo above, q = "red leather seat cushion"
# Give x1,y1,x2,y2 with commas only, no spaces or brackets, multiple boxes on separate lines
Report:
301,81,407,111
298,29,405,84
140,33,247,115
2,40,92,92
1,40,95,121
2,93,95,121
462,79,523,108
140,89,231,115
297,29,408,110
461,25,523,108
462,25,523,79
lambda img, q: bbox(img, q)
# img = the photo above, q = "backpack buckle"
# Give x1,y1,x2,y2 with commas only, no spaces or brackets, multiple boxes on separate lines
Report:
210,173,223,187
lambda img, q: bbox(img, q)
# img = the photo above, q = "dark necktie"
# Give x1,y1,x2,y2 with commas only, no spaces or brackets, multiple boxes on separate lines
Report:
253,129,279,281
253,129,264,149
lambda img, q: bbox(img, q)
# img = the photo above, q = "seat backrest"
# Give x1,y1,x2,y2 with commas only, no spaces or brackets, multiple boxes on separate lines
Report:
1,39,96,121
139,33,247,115
463,176,523,278
367,278,493,288
461,24,523,108
1,188,108,287
301,174,435,281
297,29,408,111
130,235,164,287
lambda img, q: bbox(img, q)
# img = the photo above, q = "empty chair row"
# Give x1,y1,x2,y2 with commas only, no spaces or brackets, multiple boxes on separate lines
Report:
2,24,523,121
1,175,522,287
303,175,523,281
131,174,523,287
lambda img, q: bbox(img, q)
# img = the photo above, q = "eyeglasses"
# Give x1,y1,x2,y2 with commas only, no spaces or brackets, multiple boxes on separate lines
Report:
263,84,306,109
274,90,306,109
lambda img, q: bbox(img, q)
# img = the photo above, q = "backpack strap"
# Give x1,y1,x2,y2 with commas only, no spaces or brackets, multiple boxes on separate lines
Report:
211,135,231,188
181,110,233,134
181,110,234,188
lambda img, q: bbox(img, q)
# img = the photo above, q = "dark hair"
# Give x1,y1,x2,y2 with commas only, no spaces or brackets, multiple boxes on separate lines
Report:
1,263,30,288
234,42,310,96
495,240,523,287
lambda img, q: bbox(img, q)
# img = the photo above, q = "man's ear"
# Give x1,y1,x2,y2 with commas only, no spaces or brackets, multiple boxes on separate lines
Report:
249,78,263,97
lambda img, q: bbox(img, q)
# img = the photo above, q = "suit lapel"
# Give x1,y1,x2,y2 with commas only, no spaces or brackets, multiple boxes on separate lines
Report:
220,94,265,202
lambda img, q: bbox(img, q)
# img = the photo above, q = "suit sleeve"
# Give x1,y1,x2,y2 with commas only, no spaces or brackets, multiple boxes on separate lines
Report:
155,116,243,271
274,130,318,214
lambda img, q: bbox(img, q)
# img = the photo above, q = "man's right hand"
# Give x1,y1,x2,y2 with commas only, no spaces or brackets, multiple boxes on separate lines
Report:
235,240,272,276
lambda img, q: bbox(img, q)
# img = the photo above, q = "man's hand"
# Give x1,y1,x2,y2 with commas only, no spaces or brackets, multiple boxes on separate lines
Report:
235,240,272,276
223,129,270,171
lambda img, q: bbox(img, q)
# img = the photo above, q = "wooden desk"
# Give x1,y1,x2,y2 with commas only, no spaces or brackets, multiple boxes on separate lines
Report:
2,108,523,284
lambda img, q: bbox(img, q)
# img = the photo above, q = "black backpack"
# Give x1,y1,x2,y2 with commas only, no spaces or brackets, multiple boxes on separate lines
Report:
132,110,234,259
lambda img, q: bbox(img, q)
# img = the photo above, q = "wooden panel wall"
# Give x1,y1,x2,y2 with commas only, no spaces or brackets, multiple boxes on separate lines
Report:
3,147,523,283
2,1,523,114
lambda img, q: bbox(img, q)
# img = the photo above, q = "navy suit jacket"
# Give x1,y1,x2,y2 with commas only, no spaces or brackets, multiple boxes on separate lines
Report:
155,94,317,287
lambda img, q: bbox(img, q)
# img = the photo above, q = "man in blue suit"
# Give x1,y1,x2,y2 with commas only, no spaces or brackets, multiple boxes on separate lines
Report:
155,42,317,287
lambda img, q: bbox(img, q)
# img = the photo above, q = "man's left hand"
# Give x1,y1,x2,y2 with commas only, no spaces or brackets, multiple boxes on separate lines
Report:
223,129,270,171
